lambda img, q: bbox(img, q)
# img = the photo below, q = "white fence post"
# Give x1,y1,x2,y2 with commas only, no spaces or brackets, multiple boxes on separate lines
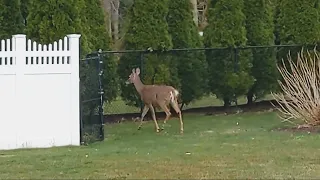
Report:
67,34,81,145
12,34,26,147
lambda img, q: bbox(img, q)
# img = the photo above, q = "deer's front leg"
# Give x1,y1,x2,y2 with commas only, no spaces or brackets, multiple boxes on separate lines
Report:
138,106,149,130
149,105,160,132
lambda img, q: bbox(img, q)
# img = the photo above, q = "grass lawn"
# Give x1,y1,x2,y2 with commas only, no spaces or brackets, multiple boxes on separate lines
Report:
1,111,320,179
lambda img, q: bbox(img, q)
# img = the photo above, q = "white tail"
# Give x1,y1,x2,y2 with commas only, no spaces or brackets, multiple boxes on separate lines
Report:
173,89,179,97
126,68,184,134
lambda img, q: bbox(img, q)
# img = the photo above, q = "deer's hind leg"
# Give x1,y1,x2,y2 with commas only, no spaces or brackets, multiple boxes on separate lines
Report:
158,102,172,130
170,99,184,134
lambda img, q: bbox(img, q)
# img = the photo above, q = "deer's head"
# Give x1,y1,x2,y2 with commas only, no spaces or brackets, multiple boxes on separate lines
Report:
125,68,140,84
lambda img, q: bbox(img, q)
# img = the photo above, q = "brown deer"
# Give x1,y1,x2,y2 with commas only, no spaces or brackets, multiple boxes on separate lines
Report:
125,68,184,134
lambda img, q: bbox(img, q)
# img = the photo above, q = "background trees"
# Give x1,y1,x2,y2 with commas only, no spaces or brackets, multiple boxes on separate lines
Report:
277,0,320,62
1,0,320,109
82,0,119,104
167,0,208,106
204,0,254,107
25,0,118,112
244,0,279,104
25,0,90,53
0,0,24,39
117,0,179,107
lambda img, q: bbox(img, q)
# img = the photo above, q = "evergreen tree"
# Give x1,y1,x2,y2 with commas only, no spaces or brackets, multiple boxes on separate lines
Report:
278,0,320,45
118,0,178,107
0,0,24,39
277,0,320,61
82,0,119,104
203,0,254,107
244,0,279,104
272,0,281,45
25,0,91,55
20,0,29,28
167,0,208,106
26,0,118,112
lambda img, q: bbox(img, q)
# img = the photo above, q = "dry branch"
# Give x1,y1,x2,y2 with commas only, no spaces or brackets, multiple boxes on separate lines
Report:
271,47,320,126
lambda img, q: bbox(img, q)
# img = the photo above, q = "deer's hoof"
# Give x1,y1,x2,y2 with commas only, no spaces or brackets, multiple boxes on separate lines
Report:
156,129,160,133
180,130,184,134
137,127,141,130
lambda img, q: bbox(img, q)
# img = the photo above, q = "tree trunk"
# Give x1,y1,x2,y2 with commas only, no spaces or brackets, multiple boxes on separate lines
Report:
101,0,112,38
111,0,120,41
223,97,231,108
190,0,198,26
247,90,254,105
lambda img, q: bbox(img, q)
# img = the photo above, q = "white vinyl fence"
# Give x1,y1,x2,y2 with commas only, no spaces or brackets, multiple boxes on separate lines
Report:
0,34,81,150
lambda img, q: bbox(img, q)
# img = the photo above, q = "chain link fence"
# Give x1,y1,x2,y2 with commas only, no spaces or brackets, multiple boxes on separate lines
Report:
104,45,319,119
80,52,104,145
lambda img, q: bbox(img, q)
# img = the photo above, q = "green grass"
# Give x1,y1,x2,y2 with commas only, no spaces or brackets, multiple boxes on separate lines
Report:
104,94,275,114
1,111,320,179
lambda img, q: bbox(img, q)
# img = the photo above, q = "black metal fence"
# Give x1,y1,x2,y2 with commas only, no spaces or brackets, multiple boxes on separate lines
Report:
80,45,318,132
79,52,104,145
83,44,318,124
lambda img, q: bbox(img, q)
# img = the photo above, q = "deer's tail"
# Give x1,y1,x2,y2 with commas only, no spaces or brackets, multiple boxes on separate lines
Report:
170,89,180,103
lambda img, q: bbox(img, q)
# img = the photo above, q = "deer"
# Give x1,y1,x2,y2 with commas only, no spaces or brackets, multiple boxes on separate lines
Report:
125,67,184,134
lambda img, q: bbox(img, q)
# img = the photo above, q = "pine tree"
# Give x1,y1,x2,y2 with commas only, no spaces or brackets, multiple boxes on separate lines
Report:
244,0,279,104
26,0,118,112
25,0,91,55
118,0,178,107
167,0,208,106
0,0,24,39
82,0,119,104
203,0,254,107
277,0,320,61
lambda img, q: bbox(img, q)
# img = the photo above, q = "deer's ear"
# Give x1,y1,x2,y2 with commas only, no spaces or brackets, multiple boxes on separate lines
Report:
136,68,140,75
132,68,136,74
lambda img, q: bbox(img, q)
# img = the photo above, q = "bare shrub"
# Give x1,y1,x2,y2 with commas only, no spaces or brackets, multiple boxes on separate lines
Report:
271,48,320,126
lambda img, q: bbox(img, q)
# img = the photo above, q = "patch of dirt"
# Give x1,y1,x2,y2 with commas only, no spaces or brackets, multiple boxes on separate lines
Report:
103,100,279,124
275,124,320,134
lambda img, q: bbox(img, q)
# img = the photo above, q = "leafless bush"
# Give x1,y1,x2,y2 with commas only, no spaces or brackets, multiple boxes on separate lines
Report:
271,48,320,126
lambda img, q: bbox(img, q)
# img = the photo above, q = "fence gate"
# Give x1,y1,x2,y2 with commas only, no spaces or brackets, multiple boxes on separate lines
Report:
79,52,104,145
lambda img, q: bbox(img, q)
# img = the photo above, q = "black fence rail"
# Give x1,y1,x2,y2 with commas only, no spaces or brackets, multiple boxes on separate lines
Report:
79,53,104,144
93,44,318,122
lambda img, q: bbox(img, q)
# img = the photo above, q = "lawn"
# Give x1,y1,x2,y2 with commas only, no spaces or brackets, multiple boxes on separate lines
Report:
1,111,320,179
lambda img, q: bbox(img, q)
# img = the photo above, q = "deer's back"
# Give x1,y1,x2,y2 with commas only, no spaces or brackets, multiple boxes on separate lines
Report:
141,85,176,106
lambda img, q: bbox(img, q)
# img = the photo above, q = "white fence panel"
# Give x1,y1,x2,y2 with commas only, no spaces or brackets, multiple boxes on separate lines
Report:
0,34,81,150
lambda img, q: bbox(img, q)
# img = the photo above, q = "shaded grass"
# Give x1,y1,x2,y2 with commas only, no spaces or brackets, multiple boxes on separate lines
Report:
1,111,320,179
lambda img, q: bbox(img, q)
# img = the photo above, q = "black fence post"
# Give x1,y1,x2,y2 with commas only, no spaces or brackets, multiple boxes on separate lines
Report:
139,52,144,114
80,94,84,145
234,47,239,107
234,47,239,73
97,49,105,141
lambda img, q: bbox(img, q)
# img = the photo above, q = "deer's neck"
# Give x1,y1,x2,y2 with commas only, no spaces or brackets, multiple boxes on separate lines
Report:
133,77,145,95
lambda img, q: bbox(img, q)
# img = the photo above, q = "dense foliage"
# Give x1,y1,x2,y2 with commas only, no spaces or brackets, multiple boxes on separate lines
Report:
82,0,119,104
26,0,88,48
244,0,279,104
26,0,117,115
117,0,178,107
277,0,320,61
0,0,24,39
204,0,254,107
1,0,320,111
167,0,208,106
